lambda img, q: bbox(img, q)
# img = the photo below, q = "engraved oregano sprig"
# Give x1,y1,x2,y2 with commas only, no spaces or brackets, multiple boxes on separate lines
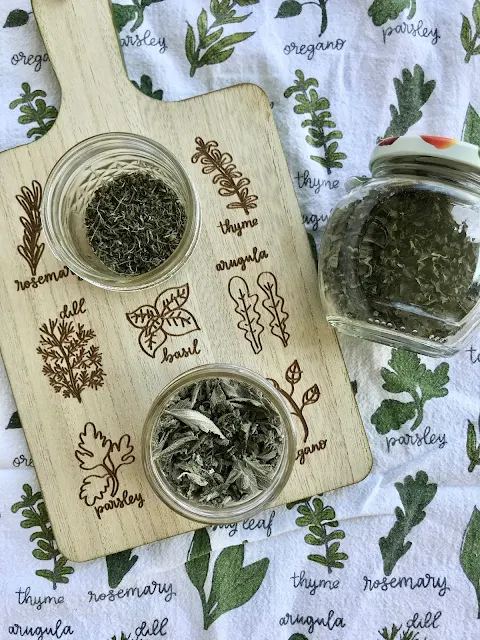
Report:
192,137,258,215
16,180,45,276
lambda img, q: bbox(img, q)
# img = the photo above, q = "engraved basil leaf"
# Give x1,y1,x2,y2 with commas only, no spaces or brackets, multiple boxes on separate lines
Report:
186,528,211,595
126,304,158,329
156,283,190,315
139,320,167,358
199,32,255,66
276,0,303,18
165,409,227,440
3,9,29,28
461,507,480,618
162,308,200,336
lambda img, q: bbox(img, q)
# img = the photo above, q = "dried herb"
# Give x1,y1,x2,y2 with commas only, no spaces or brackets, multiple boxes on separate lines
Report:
85,172,187,276
322,186,480,340
153,377,284,507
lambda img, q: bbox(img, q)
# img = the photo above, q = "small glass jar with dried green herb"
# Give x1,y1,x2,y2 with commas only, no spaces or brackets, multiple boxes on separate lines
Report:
319,135,480,356
143,364,296,523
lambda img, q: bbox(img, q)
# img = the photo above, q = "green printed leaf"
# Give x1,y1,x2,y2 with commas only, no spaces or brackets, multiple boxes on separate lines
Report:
237,0,260,5
276,0,303,18
131,75,163,100
186,528,211,596
106,549,138,588
197,8,208,44
474,0,480,32
6,411,22,429
463,104,480,146
461,507,480,618
371,399,417,435
288,635,309,640
419,362,449,401
368,0,413,27
199,32,254,65
186,24,197,65
9,82,57,140
466,418,480,473
3,9,29,28
379,471,437,576
111,4,138,31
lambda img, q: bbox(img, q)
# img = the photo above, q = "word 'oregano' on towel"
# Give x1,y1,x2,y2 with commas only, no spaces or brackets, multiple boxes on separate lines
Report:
461,1,480,63
275,0,329,38
9,82,58,141
112,0,165,33
284,70,346,174
287,497,348,572
185,528,269,629
379,471,437,576
461,507,480,618
106,549,139,588
368,0,417,27
371,349,449,435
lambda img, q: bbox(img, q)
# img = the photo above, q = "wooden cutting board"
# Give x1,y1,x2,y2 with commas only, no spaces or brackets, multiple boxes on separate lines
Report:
0,0,371,562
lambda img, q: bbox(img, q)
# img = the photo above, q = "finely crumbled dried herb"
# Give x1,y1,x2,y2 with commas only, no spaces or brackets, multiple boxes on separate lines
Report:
153,377,284,507
322,186,480,340
85,172,187,275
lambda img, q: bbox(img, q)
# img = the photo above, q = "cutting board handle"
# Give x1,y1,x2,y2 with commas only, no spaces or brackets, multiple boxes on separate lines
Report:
32,0,140,132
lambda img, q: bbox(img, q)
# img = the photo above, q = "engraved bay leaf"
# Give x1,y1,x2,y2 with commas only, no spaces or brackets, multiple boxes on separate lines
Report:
165,408,227,440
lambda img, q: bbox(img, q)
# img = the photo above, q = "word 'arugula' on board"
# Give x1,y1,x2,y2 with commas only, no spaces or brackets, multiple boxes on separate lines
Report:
11,484,75,589
461,1,480,63
185,528,269,629
186,1,259,77
275,0,329,38
131,75,164,100
461,506,480,618
379,471,437,576
368,0,417,27
9,82,58,140
112,0,165,33
287,497,348,572
382,65,435,139
285,70,346,174
371,349,449,435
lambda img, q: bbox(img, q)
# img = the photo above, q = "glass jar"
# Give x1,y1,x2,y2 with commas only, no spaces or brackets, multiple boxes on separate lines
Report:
42,132,200,291
142,364,296,524
319,135,480,356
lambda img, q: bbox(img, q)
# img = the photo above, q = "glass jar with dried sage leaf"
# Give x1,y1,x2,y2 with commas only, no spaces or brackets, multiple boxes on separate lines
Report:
319,136,480,356
142,364,296,523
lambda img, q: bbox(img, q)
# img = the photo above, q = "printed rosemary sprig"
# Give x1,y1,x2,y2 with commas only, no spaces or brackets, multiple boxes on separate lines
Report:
287,497,348,572
131,74,164,100
112,0,164,32
461,1,480,63
284,70,346,174
275,0,329,37
9,82,58,140
466,417,480,472
368,0,417,27
186,1,259,77
16,181,44,276
11,484,75,589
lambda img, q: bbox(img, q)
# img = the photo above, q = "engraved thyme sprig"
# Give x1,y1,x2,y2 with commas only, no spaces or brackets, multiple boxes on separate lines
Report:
191,137,258,215
16,180,44,276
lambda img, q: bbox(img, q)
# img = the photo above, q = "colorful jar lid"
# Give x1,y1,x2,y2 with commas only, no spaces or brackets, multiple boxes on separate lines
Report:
370,135,480,170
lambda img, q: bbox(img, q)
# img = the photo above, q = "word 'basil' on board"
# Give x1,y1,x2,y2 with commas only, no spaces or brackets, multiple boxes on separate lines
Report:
379,471,437,576
185,528,269,629
371,349,449,435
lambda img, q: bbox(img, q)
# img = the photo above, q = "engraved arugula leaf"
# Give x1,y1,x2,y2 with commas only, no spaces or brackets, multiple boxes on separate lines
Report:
75,422,112,471
228,276,264,354
257,272,290,347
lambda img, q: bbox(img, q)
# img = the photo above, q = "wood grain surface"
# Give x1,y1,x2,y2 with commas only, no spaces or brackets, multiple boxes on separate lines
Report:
0,0,372,561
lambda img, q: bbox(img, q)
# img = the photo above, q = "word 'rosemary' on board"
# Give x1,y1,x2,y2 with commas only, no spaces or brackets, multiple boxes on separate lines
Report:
323,187,480,340
153,377,285,507
85,172,187,275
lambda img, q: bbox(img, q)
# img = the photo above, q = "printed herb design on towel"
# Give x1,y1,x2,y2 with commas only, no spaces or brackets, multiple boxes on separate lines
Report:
463,103,480,145
126,283,200,358
37,316,105,402
285,70,346,175
111,635,129,640
3,9,31,27
466,417,480,472
9,82,58,140
368,0,417,27
379,627,421,640
381,65,435,139
76,422,135,507
461,506,480,618
192,137,258,214
228,276,265,354
131,75,164,100
186,1,259,78
379,471,437,576
6,411,22,429
461,1,480,63
185,528,269,629
112,0,165,32
11,484,75,589
371,349,449,435
16,180,44,276
268,360,320,443
275,0,329,38
287,497,348,572
288,635,309,640
106,549,139,588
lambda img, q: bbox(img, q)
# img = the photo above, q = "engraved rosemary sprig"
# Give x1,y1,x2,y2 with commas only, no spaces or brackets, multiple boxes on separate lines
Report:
16,180,44,276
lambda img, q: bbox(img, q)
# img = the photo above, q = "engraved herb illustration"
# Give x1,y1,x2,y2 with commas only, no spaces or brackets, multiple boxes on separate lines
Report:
467,417,480,472
76,422,135,507
268,359,320,442
106,549,139,588
368,0,417,26
276,0,329,37
192,137,258,215
37,303,105,402
257,272,290,347
185,528,269,629
9,82,58,140
16,180,44,276
382,65,436,139
461,506,480,618
371,349,449,435
11,484,75,590
461,1,480,64
287,497,348,572
285,70,346,174
379,471,437,576
186,1,259,78
228,276,264,354
126,283,200,358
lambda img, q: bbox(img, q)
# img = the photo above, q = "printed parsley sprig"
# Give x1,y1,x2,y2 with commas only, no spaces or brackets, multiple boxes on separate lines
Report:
285,70,346,174
11,484,75,589
371,349,449,435
112,0,164,32
461,1,480,63
186,0,259,77
368,0,417,27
